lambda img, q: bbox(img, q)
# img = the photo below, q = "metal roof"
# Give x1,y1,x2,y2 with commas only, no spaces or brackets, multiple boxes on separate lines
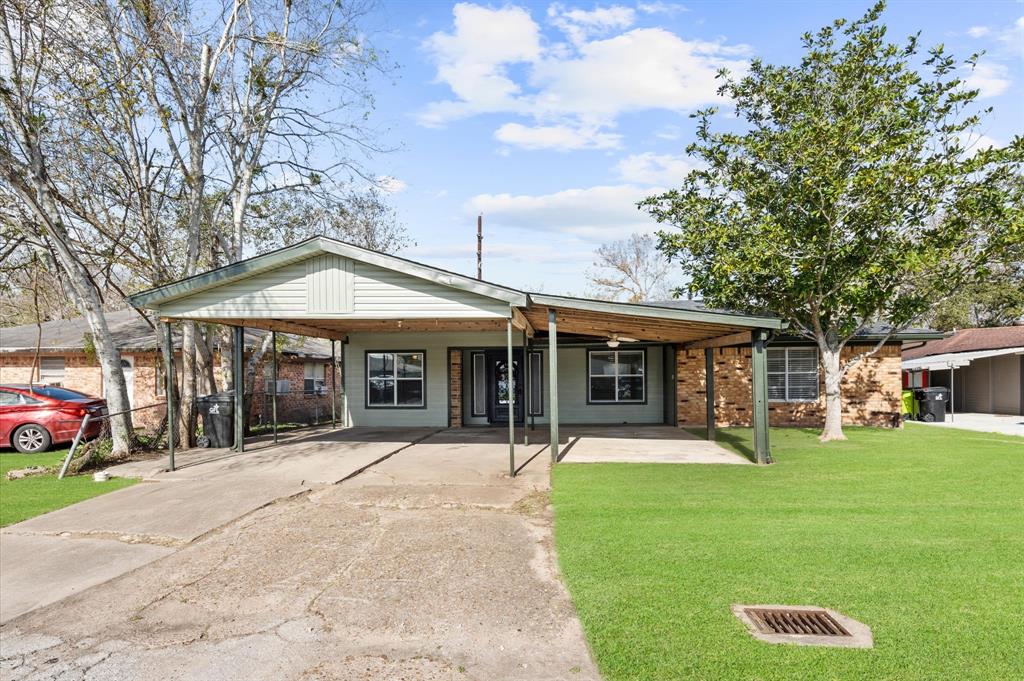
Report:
530,293,787,330
902,346,1024,371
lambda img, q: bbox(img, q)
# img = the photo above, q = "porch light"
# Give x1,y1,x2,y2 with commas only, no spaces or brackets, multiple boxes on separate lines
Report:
606,338,620,348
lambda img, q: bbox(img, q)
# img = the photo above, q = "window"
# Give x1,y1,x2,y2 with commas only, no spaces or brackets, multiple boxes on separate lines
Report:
265,379,291,394
528,351,543,415
588,349,645,403
39,357,65,386
367,351,425,407
471,352,487,416
0,390,20,406
304,363,326,394
768,347,819,402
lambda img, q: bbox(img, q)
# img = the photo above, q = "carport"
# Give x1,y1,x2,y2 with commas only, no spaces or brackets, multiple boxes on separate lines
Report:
128,237,785,475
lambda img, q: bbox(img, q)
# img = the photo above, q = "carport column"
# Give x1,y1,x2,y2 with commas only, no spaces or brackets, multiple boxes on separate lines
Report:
523,327,530,446
340,340,348,427
548,310,559,463
507,319,516,477
751,330,772,465
233,325,245,453
331,340,337,429
271,331,278,444
163,321,176,471
705,347,716,442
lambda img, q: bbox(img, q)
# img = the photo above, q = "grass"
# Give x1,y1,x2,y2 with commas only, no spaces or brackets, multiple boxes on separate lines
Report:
1,448,137,527
552,424,1024,681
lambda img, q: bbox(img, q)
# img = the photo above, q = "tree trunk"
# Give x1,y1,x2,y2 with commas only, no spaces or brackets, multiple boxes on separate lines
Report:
244,332,273,397
819,343,846,442
179,320,198,446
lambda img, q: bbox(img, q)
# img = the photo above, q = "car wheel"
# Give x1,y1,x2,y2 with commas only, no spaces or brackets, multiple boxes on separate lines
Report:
12,424,52,453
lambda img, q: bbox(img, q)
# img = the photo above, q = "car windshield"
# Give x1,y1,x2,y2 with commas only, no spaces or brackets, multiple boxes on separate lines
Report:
21,386,93,401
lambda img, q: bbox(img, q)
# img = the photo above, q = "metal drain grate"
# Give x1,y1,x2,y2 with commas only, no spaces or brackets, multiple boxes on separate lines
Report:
745,607,851,637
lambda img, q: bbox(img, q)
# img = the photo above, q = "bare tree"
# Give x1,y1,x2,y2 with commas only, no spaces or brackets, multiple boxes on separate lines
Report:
586,233,675,303
0,1,136,454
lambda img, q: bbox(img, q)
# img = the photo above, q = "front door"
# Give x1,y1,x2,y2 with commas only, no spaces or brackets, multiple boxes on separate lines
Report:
486,349,524,424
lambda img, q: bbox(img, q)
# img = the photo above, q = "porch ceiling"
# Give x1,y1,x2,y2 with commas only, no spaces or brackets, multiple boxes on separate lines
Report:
522,305,758,344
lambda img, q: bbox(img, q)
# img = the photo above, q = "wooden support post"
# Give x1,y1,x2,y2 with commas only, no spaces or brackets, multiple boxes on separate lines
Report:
522,327,529,446
164,321,176,471
705,347,716,442
751,330,772,464
331,340,337,429
507,319,516,477
233,325,245,453
548,310,559,463
271,331,278,444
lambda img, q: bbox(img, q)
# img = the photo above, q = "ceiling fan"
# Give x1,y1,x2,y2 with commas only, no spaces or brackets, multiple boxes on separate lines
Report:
605,333,639,348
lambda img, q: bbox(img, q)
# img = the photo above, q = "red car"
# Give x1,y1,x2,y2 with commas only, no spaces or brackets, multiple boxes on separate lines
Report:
0,385,107,453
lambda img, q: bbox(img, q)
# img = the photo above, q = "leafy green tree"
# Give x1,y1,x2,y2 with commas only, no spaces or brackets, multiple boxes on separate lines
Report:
642,2,1023,441
928,264,1024,330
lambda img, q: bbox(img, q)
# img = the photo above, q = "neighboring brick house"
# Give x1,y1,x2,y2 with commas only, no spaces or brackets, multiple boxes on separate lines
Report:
0,308,336,430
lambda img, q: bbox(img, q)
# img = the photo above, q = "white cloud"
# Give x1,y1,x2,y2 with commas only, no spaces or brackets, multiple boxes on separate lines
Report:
615,152,695,185
998,16,1024,58
964,61,1012,98
422,4,750,150
638,1,688,15
967,26,991,38
548,3,636,46
495,122,622,150
377,176,407,193
419,3,541,126
464,184,661,240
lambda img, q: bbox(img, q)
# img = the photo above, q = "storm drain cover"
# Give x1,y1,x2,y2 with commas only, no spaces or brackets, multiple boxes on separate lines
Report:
732,604,873,648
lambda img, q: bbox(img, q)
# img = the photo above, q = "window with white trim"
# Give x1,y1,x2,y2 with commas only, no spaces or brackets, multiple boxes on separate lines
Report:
367,351,425,407
304,363,326,394
767,347,819,402
39,357,65,386
588,349,645,403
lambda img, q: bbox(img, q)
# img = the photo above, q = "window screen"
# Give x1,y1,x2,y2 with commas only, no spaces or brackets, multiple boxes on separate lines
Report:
39,357,65,386
767,347,819,402
367,351,425,407
588,349,645,403
304,363,326,394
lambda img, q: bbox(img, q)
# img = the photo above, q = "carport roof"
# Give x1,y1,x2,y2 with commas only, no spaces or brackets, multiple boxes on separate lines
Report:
128,236,787,343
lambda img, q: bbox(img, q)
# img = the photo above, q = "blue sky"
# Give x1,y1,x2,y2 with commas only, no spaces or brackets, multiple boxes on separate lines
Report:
363,1,1023,295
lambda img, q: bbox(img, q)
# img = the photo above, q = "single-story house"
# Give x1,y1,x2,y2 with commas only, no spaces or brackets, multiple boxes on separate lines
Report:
902,326,1024,416
0,308,335,428
126,236,940,465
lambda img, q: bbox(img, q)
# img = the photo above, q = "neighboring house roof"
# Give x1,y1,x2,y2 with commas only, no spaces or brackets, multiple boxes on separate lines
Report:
0,308,332,358
902,326,1024,360
902,346,1024,371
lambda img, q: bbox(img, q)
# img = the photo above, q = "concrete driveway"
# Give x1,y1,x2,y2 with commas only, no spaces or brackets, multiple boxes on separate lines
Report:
0,428,600,680
1,427,440,623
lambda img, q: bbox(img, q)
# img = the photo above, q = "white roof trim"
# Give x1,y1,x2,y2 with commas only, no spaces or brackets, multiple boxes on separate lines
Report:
902,346,1024,371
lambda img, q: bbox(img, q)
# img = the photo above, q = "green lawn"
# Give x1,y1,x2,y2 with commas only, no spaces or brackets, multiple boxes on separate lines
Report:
552,425,1024,681
1,449,137,527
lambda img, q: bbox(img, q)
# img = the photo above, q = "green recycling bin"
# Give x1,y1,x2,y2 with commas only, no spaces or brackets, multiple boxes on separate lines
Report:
901,389,918,420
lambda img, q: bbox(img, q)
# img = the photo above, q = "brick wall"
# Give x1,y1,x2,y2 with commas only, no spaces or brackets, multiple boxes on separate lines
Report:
677,343,903,428
449,349,462,427
0,351,167,428
249,358,336,425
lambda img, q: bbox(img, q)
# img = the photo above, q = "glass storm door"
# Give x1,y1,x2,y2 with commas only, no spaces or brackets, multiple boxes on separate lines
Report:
486,349,524,424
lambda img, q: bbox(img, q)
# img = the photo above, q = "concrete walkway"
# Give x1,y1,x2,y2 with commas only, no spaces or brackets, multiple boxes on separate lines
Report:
556,425,751,464
909,413,1024,438
1,428,599,681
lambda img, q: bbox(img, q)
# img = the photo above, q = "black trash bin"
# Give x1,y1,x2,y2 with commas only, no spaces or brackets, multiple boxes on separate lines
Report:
914,387,948,422
197,392,235,448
